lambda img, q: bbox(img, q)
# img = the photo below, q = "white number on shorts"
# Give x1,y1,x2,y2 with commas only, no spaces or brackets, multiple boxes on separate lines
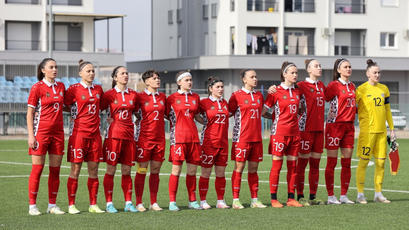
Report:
215,114,226,124
316,97,324,107
328,137,340,147
175,146,182,156
346,98,355,108
106,150,117,161
201,155,214,164
288,104,297,114
72,148,83,159
137,148,144,158
184,109,190,117
235,148,247,159
273,142,284,152
153,110,160,120
87,104,96,114
53,103,60,112
300,140,310,151
250,109,259,119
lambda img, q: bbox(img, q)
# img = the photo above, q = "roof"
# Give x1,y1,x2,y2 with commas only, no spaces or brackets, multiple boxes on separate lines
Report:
52,12,125,20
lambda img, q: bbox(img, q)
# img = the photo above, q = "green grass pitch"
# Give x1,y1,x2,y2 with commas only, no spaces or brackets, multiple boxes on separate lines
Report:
0,139,408,229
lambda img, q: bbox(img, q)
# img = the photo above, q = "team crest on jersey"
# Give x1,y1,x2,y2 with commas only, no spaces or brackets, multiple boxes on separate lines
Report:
283,95,287,100
96,94,100,99
192,100,196,105
244,99,249,104
129,100,133,105
176,99,181,104
211,106,215,110
81,95,86,100
46,92,50,97
114,99,118,104
342,90,346,94
145,102,149,106
160,100,164,105
310,88,314,92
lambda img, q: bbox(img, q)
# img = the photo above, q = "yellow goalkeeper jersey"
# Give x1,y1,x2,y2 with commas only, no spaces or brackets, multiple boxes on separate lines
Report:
356,81,394,133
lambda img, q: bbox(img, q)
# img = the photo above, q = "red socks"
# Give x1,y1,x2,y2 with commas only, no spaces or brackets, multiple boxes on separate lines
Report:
340,158,351,195
309,158,320,196
67,177,78,205
325,157,338,196
168,174,179,202
186,174,197,202
87,177,99,205
287,160,297,194
121,175,132,202
103,174,114,203
231,171,242,199
296,158,309,197
149,173,160,204
48,166,60,204
269,159,283,195
247,172,259,199
215,176,226,200
134,173,146,204
199,177,209,201
28,164,44,205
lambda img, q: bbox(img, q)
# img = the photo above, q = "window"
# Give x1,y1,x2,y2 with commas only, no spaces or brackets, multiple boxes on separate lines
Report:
168,10,173,24
5,0,39,4
381,0,399,7
5,21,40,50
48,0,82,5
203,5,209,19
230,0,235,11
211,3,218,18
176,9,182,23
380,32,396,48
177,36,182,57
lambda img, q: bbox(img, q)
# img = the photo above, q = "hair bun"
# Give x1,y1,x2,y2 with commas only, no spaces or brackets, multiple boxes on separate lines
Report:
208,76,215,82
304,59,312,65
78,59,84,65
366,59,374,65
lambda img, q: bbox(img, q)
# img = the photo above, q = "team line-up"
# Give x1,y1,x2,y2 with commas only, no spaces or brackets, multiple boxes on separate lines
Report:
26,57,395,215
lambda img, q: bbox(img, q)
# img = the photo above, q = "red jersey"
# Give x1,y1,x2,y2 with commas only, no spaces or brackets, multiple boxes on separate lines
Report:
103,87,139,140
136,89,166,143
199,96,229,148
229,88,264,143
297,78,326,132
65,82,104,136
325,78,356,123
166,90,200,144
27,79,65,136
264,83,301,136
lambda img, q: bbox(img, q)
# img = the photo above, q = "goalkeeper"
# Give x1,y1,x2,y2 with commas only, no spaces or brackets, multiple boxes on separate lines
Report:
355,59,396,204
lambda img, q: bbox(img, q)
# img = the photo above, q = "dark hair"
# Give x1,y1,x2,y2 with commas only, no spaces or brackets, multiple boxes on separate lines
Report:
332,58,350,81
304,59,316,70
111,66,126,88
142,69,160,83
366,59,378,70
280,61,296,82
207,76,223,95
240,69,255,84
37,58,56,81
175,70,190,90
78,59,93,72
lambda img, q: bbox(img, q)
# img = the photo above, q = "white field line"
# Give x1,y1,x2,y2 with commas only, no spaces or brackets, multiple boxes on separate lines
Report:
0,161,405,194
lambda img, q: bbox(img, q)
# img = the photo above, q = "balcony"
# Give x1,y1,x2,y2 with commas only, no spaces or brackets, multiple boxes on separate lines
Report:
284,28,315,55
334,29,366,56
5,0,39,4
247,0,279,12
247,27,278,55
285,0,315,13
5,40,40,51
48,0,82,6
335,0,365,14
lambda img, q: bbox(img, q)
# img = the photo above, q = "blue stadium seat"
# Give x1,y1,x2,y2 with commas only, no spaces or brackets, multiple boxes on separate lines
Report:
22,76,30,82
94,78,102,85
76,77,82,83
5,81,13,87
14,76,23,83
0,81,5,86
69,77,78,85
30,76,37,82
0,76,6,82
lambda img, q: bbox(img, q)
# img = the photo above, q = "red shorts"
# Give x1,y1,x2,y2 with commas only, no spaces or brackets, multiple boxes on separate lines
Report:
231,142,263,162
299,131,324,154
103,138,136,166
325,122,355,150
135,141,165,163
268,135,300,157
169,143,201,165
67,133,103,163
201,144,228,168
29,132,65,156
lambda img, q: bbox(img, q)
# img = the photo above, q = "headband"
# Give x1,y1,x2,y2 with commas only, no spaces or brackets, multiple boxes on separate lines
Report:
307,59,316,69
79,61,92,72
209,79,223,87
283,64,296,74
337,59,348,70
176,72,192,82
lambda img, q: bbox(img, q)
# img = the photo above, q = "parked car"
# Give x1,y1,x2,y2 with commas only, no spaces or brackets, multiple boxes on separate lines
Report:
388,109,407,130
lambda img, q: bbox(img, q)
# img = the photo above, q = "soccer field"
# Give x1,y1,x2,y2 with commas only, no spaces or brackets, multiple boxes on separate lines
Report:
0,139,408,230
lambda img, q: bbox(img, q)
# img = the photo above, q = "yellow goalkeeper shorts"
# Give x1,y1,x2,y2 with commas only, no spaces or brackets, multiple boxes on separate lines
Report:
357,132,387,159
